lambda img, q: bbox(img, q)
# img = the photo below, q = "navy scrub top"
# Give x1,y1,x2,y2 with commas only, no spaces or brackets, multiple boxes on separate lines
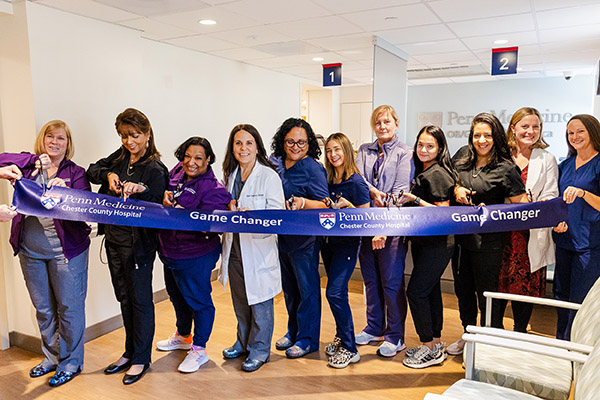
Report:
553,154,600,251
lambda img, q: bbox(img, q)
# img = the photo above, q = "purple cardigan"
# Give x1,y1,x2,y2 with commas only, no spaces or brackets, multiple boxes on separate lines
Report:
158,163,232,260
0,152,91,260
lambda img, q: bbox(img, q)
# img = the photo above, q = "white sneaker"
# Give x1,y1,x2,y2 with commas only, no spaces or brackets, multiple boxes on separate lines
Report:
178,346,209,373
406,341,446,357
403,344,446,369
446,339,466,355
156,332,192,351
376,340,406,357
355,331,384,345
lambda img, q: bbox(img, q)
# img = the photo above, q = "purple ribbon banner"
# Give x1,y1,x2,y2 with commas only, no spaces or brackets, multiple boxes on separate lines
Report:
13,178,567,237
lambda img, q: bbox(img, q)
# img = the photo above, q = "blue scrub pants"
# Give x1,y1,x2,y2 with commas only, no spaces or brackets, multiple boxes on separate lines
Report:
279,238,321,352
160,246,221,348
321,238,360,353
359,236,408,345
554,246,600,340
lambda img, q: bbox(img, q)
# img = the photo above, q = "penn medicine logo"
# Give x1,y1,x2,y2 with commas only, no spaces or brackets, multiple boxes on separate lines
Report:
319,212,336,230
40,192,62,209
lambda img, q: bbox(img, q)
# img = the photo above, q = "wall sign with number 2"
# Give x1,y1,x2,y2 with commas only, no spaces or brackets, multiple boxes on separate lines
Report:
323,63,342,87
491,47,518,76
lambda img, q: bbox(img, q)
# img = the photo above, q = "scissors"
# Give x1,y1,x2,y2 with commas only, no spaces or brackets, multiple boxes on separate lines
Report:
39,160,47,193
286,195,295,210
172,182,184,206
384,190,403,209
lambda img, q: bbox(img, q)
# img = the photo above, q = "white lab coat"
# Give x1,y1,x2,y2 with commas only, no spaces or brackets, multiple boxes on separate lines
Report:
526,148,559,272
219,162,285,305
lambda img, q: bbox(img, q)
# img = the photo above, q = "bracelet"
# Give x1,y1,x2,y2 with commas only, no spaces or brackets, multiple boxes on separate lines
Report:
300,197,306,209
414,197,421,206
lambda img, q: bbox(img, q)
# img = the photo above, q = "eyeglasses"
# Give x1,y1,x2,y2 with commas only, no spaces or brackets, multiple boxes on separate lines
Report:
285,139,308,148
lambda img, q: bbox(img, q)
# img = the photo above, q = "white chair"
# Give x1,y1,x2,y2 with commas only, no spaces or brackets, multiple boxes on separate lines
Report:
424,335,600,400
459,276,600,399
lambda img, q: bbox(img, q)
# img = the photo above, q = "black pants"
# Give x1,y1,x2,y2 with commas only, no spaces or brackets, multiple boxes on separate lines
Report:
408,237,454,343
452,243,504,330
105,242,155,365
497,299,533,333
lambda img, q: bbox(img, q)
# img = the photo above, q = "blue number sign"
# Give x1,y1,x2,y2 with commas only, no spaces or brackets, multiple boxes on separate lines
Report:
323,63,342,87
491,47,518,76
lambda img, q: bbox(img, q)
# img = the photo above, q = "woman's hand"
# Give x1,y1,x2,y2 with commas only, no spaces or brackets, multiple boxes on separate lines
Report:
563,186,585,204
163,190,174,207
398,192,417,205
122,181,147,201
32,154,52,177
287,196,306,210
334,196,354,209
372,236,387,250
47,177,66,188
455,186,475,205
0,204,17,222
370,187,386,207
553,221,568,233
0,165,22,184
107,172,121,194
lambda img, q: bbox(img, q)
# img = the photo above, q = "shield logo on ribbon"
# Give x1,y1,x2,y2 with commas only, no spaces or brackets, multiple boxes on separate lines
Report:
319,212,336,230
40,192,62,210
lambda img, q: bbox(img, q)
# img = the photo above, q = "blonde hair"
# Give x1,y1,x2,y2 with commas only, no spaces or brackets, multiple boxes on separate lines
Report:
324,132,360,184
507,107,548,150
370,105,399,131
34,120,74,160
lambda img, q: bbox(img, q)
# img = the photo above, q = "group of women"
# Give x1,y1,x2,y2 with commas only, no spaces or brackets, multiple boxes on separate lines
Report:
1,104,599,387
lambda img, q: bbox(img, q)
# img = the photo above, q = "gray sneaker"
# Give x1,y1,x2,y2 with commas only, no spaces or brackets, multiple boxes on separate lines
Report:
376,340,406,357
355,331,384,345
403,344,446,369
446,339,465,355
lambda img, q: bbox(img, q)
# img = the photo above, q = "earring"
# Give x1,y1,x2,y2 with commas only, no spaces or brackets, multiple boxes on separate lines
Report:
146,140,149,149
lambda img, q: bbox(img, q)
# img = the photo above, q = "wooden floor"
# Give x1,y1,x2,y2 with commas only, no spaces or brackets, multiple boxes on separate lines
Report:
0,279,557,400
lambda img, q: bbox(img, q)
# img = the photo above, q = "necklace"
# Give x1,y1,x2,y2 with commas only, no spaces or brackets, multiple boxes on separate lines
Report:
127,162,135,177
472,166,483,178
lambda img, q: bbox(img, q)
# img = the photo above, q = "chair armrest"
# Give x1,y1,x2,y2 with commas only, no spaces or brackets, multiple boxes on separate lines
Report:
462,333,588,380
465,325,593,354
482,291,581,326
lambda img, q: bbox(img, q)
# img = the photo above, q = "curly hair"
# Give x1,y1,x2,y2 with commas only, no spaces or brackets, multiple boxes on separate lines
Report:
174,136,216,165
270,117,321,160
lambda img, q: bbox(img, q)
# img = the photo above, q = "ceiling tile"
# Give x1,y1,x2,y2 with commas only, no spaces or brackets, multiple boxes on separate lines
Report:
413,51,479,66
536,4,600,30
165,34,238,52
250,41,322,57
428,0,531,22
119,17,195,40
398,39,468,56
311,0,418,14
35,0,139,22
541,39,600,54
373,24,456,45
334,48,373,62
539,24,600,43
153,5,261,33
209,47,274,61
207,26,294,47
461,31,538,51
307,33,374,52
409,77,455,85
268,15,364,40
94,0,210,17
448,13,535,37
218,0,330,24
534,0,600,11
341,3,440,31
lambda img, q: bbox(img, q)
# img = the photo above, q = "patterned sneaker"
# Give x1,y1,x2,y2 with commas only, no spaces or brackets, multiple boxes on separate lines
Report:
355,331,384,345
406,341,446,357
402,344,446,369
29,363,57,378
376,340,406,357
157,332,192,351
446,339,466,355
48,368,81,387
328,347,360,369
178,345,209,373
325,337,342,357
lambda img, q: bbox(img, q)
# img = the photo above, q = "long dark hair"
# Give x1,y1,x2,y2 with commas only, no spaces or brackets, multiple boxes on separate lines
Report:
566,114,600,158
413,125,458,184
455,112,513,171
222,124,274,187
113,108,161,166
270,117,321,160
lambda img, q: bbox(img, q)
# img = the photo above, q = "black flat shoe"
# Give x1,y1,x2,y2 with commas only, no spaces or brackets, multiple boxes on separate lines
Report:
29,363,57,378
222,346,247,359
104,360,132,375
241,358,268,372
122,363,150,385
48,367,81,387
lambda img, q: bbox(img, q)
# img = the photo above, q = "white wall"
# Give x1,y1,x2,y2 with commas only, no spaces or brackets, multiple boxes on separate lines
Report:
407,76,594,160
2,1,303,339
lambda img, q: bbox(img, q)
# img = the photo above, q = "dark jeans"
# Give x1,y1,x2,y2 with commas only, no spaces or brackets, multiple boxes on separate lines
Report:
554,246,600,340
452,243,504,330
321,238,360,353
359,236,408,344
408,237,453,343
160,246,221,347
105,242,155,365
279,240,322,352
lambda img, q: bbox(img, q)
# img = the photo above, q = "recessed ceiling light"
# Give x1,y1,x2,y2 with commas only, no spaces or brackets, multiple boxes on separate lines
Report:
493,39,509,45
312,57,324,62
199,19,216,25
385,16,397,21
